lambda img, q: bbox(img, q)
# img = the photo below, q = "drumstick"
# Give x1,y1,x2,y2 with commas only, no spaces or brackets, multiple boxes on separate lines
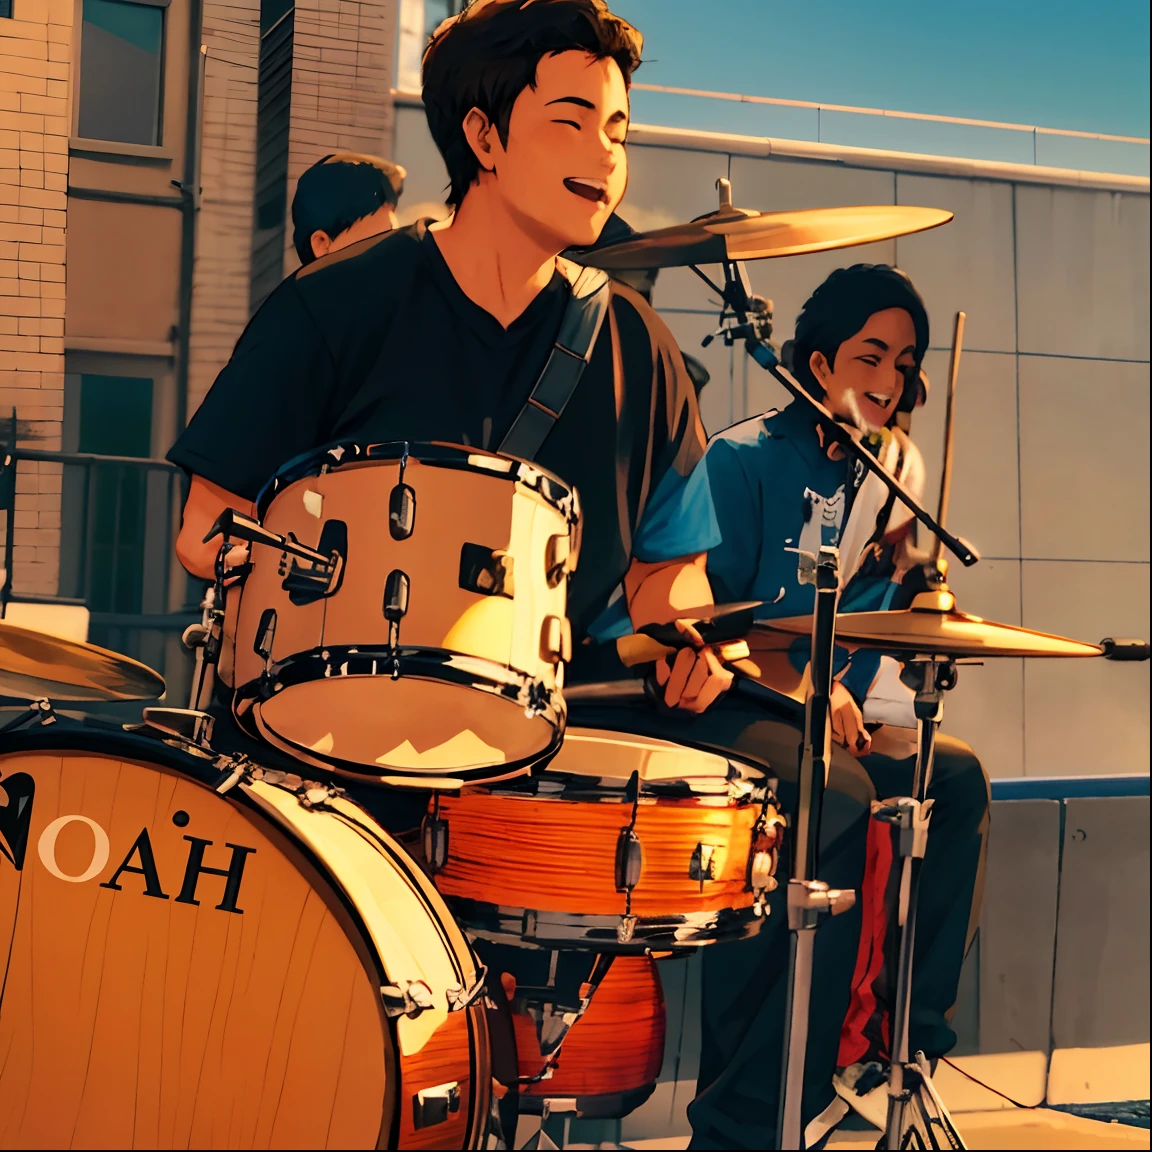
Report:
616,634,751,668
932,311,965,563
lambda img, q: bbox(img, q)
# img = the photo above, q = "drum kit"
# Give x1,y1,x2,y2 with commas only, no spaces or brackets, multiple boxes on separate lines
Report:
0,181,1147,1151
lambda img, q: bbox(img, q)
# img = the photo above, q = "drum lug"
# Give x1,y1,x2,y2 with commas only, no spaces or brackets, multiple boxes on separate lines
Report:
380,978,437,1018
389,481,416,540
544,534,571,587
422,812,449,874
412,1080,461,1129
614,828,643,892
253,608,277,672
688,842,718,885
616,915,638,945
445,963,488,1012
539,615,572,664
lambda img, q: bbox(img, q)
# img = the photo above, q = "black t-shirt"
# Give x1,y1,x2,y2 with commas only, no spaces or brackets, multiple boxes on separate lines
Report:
169,221,707,643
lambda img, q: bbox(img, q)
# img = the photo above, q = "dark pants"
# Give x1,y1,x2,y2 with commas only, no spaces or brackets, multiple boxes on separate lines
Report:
569,691,989,1151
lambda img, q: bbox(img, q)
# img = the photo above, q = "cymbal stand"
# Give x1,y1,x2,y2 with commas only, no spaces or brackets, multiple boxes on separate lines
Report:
873,655,965,1150
693,248,980,1147
777,541,858,1149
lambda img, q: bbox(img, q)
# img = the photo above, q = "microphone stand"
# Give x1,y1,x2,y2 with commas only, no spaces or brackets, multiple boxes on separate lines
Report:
693,256,979,1149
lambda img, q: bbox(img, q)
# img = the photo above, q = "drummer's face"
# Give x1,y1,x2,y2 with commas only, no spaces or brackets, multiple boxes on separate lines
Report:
813,308,917,432
484,50,629,249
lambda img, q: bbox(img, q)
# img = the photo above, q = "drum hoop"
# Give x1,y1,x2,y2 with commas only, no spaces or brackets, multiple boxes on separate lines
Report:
255,439,581,526
232,645,566,782
449,897,765,952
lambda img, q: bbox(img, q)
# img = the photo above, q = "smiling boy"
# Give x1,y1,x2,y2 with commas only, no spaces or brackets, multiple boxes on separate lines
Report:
168,1,726,771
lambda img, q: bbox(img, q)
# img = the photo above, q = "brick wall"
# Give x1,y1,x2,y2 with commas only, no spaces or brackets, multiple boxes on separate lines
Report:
0,0,70,596
187,0,261,416
283,0,396,275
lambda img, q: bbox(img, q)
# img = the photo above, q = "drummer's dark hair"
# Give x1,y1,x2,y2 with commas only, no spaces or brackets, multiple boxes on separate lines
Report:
422,0,643,209
782,264,930,412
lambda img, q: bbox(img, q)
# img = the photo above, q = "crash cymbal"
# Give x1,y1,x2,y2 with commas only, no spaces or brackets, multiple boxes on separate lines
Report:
0,619,166,702
751,597,1104,659
579,204,954,271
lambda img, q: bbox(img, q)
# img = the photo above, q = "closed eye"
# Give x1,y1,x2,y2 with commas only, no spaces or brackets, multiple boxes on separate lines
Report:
553,118,581,129
856,355,881,366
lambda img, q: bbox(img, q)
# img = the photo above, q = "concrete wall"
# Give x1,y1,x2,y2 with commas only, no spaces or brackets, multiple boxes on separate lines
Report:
392,103,1152,779
0,0,71,596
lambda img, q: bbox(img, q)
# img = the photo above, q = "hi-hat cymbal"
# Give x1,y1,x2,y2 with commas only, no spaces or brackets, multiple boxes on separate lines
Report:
579,204,954,271
0,620,166,702
751,605,1103,659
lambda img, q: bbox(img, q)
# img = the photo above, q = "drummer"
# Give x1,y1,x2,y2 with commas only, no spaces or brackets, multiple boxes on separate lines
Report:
167,0,733,819
577,265,990,1149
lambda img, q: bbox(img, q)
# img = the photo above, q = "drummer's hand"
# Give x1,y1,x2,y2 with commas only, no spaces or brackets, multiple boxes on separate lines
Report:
654,620,734,713
830,680,871,757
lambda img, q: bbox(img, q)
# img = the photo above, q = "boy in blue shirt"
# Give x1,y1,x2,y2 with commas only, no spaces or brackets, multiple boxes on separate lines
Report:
573,265,989,1148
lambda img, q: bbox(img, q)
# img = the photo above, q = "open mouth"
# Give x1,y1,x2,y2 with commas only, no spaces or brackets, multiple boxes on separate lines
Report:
865,392,895,412
563,177,610,204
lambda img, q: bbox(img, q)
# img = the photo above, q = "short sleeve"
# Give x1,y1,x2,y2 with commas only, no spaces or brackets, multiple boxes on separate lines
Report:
632,459,721,563
167,278,337,501
702,437,763,603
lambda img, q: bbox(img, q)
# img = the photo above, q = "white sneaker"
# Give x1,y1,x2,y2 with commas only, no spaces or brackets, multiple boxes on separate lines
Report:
833,1061,890,1130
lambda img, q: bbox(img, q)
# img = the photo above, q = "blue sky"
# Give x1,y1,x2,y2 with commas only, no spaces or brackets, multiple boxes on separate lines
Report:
611,0,1149,172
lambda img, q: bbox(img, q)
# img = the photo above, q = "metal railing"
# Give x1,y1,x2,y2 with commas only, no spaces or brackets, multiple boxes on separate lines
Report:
0,445,199,710
627,82,1150,176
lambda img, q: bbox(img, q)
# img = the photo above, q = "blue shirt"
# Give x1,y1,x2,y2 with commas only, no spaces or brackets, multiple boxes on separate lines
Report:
631,402,908,700
585,458,721,642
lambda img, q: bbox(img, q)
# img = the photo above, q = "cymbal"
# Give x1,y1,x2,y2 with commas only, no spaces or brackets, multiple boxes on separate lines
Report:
579,204,954,271
751,604,1103,659
0,620,166,702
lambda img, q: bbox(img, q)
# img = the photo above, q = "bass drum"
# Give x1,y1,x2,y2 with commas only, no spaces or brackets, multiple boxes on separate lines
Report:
0,725,490,1149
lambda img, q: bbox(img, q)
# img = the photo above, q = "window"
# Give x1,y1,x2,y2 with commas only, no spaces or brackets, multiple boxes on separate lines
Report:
62,374,154,615
78,0,165,146
0,1,12,20
424,0,465,38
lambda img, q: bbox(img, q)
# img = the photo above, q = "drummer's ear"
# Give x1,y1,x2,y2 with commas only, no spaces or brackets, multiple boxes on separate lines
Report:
462,107,500,173
810,350,833,386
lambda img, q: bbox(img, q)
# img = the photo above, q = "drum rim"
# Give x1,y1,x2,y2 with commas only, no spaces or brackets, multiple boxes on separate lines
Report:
450,897,766,953
255,438,581,525
232,645,566,783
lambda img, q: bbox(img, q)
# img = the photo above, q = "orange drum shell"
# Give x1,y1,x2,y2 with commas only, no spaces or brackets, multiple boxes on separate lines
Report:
434,791,762,918
516,957,665,1103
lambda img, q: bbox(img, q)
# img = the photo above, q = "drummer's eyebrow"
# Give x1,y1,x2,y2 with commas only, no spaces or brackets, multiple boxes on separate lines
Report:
863,338,889,350
546,96,628,125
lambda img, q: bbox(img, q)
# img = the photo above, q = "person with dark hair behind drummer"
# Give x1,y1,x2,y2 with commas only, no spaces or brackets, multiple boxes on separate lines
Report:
577,264,990,1148
291,151,406,265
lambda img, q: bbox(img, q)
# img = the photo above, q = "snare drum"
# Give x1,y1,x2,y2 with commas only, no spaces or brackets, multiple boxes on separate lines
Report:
0,725,490,1148
426,729,783,952
223,442,580,787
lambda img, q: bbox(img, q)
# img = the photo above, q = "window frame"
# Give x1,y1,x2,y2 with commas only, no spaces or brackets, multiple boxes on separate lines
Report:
71,0,172,156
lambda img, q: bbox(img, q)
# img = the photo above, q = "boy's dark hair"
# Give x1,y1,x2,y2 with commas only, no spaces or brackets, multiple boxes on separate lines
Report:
422,0,643,209
291,153,405,264
783,264,930,415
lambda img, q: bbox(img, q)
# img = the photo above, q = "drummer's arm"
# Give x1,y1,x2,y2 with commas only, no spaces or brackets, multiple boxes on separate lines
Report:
175,476,256,581
625,553,734,714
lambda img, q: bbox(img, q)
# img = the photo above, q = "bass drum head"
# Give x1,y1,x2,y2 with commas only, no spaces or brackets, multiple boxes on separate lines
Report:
252,673,560,785
0,736,395,1149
